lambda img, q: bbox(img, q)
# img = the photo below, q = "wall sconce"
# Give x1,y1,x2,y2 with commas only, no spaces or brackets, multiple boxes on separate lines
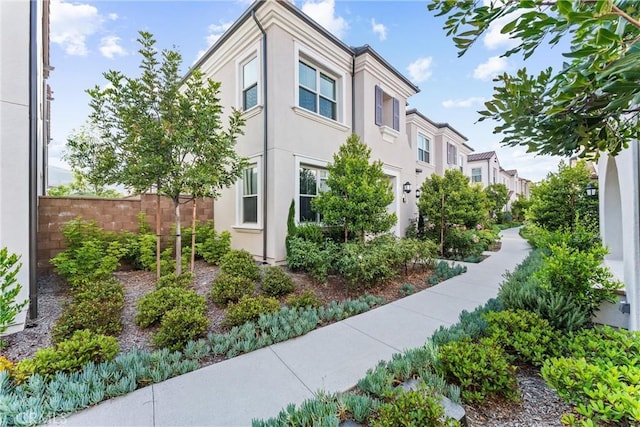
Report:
585,182,597,197
415,188,421,199
402,181,411,203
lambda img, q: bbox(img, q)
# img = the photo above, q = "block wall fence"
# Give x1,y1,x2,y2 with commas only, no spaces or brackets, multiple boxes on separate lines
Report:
37,194,214,274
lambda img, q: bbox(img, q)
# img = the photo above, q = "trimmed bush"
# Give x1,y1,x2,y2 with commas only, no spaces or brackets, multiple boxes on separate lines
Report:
219,249,260,280
13,330,119,382
286,236,334,283
153,308,210,351
210,273,255,305
372,387,460,427
223,295,280,327
156,272,195,290
52,279,124,343
286,290,322,309
261,266,295,297
195,221,231,265
135,287,206,328
426,261,467,286
438,337,518,403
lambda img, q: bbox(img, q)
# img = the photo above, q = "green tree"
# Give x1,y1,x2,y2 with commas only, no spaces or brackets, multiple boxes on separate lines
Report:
527,160,598,231
510,194,531,222
48,171,122,198
0,248,28,336
312,134,396,242
428,0,640,158
418,169,487,255
484,183,509,219
77,32,245,275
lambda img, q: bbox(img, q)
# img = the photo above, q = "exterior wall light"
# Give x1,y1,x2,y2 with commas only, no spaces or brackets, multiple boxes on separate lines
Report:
402,181,411,203
415,188,421,199
586,182,597,197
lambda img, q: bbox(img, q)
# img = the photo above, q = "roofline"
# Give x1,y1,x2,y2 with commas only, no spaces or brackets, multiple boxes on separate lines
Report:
406,108,469,142
353,45,419,93
188,0,419,95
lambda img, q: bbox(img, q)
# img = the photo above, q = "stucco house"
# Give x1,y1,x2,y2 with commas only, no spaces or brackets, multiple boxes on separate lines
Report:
194,0,473,263
597,146,640,331
0,0,51,333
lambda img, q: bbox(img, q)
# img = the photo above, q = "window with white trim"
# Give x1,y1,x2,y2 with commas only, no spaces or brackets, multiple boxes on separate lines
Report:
298,60,337,120
417,134,430,163
447,143,458,165
242,57,258,111
459,154,464,172
375,85,399,131
471,168,482,183
241,166,258,224
493,168,498,184
299,166,328,222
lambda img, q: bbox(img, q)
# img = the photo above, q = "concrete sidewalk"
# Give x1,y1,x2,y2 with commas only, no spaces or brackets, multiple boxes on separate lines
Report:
61,227,530,427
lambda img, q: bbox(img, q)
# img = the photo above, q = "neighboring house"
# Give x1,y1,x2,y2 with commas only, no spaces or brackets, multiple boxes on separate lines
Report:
194,0,472,263
597,146,640,331
0,0,51,332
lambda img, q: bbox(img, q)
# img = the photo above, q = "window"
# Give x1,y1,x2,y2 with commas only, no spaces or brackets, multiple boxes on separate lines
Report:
471,168,482,183
493,168,498,184
459,155,464,172
242,57,258,110
418,134,430,163
299,166,328,222
242,166,258,223
298,61,337,120
375,85,400,131
447,143,457,165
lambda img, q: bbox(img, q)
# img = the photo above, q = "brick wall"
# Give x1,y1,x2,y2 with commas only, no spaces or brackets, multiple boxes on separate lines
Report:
37,194,214,274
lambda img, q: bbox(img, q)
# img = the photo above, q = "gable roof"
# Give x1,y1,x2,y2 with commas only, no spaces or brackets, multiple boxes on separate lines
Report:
468,151,496,162
504,169,518,176
190,0,418,94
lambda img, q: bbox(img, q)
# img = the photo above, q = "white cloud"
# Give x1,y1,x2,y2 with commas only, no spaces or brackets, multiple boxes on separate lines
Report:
108,13,118,21
442,97,486,109
371,19,387,41
50,0,103,56
196,21,233,60
481,1,524,50
406,57,433,83
99,35,127,59
301,0,349,39
473,56,508,80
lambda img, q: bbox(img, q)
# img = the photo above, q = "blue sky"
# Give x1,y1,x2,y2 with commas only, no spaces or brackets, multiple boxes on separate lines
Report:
49,0,567,181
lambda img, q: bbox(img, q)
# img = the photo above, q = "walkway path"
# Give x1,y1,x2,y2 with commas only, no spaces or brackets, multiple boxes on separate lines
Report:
61,227,530,427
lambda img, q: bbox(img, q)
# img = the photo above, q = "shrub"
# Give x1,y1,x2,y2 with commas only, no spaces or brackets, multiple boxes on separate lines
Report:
52,279,124,343
483,310,558,365
13,330,119,382
286,236,334,283
0,247,28,335
438,337,518,403
223,295,280,327
156,272,195,289
0,355,13,374
135,287,206,328
195,221,231,265
399,283,416,296
336,240,398,289
426,261,467,285
372,387,460,427
261,266,295,297
444,228,483,259
210,273,255,305
535,243,622,316
295,223,325,244
122,232,156,271
219,249,260,280
286,290,322,309
153,308,210,351
541,327,640,426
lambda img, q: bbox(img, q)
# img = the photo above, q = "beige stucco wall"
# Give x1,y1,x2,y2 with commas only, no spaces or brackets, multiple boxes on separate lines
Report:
598,145,639,330
0,0,32,333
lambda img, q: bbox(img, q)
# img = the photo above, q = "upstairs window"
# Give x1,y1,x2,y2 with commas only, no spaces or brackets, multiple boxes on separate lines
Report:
418,134,430,163
471,168,482,183
242,57,258,110
298,61,337,120
459,154,464,172
447,143,458,165
299,166,328,222
375,85,399,131
493,168,498,184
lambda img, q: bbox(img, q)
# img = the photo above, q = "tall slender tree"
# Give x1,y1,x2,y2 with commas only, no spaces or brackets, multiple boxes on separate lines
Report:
74,31,246,275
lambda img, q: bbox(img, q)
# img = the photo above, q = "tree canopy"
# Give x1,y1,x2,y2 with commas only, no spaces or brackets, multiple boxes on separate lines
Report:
484,183,510,218
74,31,246,274
312,134,396,242
429,0,640,158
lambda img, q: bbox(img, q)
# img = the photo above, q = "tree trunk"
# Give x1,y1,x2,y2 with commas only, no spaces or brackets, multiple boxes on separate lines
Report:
174,198,182,276
344,225,348,243
190,199,197,273
156,193,161,280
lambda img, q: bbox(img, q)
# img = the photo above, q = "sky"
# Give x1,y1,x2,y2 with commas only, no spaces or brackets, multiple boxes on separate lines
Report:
48,0,568,182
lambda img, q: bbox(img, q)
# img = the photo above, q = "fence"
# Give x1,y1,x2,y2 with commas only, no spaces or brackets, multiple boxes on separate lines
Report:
37,194,214,274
